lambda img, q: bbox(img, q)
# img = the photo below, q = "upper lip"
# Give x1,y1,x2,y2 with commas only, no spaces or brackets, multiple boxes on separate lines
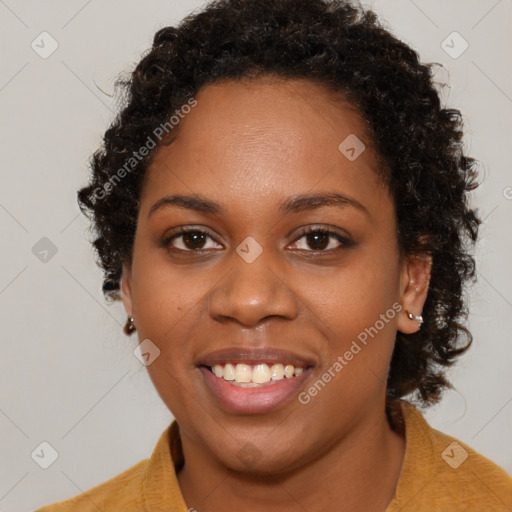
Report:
197,347,316,368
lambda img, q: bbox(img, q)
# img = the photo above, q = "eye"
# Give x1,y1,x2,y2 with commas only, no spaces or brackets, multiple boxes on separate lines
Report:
163,228,223,252
289,227,351,252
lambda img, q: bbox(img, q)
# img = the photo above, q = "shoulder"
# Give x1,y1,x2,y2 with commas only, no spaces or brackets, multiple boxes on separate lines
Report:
35,421,186,511
429,422,512,498
34,458,149,512
389,400,512,512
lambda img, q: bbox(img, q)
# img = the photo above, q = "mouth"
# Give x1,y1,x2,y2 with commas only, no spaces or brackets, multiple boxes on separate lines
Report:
197,347,315,414
205,362,305,387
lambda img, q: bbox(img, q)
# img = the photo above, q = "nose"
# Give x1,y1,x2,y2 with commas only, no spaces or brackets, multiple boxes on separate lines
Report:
207,248,299,327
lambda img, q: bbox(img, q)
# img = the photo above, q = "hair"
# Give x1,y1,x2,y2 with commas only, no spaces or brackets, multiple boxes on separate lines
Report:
77,0,480,408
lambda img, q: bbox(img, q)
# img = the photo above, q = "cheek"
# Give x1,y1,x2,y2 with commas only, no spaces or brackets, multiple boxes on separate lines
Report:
129,251,212,416
129,245,209,354
298,251,400,341
295,247,401,393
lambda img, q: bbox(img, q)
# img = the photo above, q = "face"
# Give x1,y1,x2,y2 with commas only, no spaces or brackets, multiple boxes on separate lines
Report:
122,76,429,474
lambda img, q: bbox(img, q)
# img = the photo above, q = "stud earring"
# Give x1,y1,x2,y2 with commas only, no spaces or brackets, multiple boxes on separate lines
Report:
405,310,423,327
123,315,136,335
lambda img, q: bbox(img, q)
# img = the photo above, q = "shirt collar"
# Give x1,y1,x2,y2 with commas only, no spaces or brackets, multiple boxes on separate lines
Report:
142,420,188,511
386,400,437,511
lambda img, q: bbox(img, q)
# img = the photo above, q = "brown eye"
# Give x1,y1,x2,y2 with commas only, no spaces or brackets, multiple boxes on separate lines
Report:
304,231,330,250
181,232,207,250
289,227,351,252
164,229,223,252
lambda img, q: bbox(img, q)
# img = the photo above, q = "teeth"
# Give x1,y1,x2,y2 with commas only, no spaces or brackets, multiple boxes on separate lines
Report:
223,363,235,381
209,362,305,385
234,364,252,383
252,364,271,384
284,364,294,378
270,364,284,380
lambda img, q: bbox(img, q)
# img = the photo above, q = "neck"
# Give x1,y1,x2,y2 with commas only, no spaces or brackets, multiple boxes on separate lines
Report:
177,399,405,512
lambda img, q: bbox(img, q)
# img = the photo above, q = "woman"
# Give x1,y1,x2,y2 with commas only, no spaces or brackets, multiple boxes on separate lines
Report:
36,0,512,510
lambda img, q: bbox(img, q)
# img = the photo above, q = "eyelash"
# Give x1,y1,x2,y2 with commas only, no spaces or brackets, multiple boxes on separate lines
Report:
294,226,352,251
162,225,353,254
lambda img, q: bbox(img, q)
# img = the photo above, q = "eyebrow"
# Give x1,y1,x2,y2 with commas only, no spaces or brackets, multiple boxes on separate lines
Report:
147,192,369,218
279,193,369,216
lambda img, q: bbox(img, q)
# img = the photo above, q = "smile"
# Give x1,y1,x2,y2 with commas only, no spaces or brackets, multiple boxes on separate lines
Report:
197,346,316,413
209,363,304,386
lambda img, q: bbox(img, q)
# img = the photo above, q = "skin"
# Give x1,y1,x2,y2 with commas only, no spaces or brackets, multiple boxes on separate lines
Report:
121,76,431,512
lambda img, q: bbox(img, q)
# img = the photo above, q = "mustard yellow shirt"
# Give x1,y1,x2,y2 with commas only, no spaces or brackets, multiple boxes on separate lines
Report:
35,400,512,511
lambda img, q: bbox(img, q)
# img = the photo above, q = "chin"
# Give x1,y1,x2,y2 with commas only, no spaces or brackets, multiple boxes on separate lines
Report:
214,441,308,477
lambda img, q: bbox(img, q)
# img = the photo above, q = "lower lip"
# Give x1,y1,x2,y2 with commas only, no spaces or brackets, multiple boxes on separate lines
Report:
199,366,312,414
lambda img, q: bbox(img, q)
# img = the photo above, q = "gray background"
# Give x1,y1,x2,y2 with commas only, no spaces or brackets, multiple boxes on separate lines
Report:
1,0,511,510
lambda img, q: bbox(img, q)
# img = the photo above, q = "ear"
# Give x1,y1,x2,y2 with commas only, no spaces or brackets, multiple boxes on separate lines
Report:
120,262,134,317
397,254,432,334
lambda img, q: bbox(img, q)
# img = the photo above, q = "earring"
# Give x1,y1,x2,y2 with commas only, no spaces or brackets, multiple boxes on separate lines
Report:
406,310,423,327
123,315,136,335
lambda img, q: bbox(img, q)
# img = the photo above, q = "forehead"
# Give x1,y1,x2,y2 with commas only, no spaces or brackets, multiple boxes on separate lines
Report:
141,77,389,215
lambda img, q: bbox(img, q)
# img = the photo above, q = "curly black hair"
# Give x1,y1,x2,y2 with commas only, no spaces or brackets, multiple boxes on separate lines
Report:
77,0,480,408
